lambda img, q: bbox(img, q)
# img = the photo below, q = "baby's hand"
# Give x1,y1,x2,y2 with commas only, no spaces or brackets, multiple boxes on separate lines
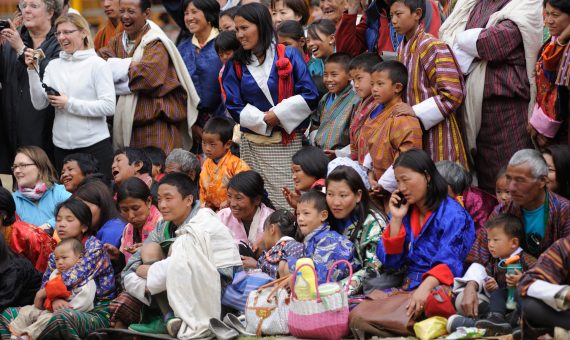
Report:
484,277,498,292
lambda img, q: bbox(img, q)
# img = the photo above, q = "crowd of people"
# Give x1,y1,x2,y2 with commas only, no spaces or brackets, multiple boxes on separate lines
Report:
0,0,569,339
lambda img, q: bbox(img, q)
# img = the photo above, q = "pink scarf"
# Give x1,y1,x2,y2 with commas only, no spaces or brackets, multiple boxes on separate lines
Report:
19,182,47,201
120,205,162,261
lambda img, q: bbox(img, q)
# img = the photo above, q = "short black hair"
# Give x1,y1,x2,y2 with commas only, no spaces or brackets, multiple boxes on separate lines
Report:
233,3,275,65
265,209,300,240
203,116,235,144
56,238,85,256
306,18,335,41
349,52,383,73
215,30,240,54
292,146,329,180
325,52,352,72
0,187,16,226
184,0,220,28
298,190,328,212
372,60,408,95
277,20,305,41
114,147,152,176
117,177,152,203
544,0,570,14
388,0,425,20
63,153,100,176
121,0,151,11
227,171,276,209
143,146,166,173
159,172,197,199
486,213,524,242
220,6,238,18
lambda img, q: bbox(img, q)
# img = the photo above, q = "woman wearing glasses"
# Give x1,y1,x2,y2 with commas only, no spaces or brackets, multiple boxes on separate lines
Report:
0,0,62,175
25,13,115,181
11,145,71,233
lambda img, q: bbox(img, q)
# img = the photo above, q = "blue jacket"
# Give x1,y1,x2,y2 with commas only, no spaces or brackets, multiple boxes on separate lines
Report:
178,36,226,127
13,184,71,229
96,217,127,248
376,197,475,289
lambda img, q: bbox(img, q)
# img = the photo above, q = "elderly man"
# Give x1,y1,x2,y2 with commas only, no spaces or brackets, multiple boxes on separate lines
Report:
164,148,201,182
94,0,122,51
456,149,570,322
98,0,199,155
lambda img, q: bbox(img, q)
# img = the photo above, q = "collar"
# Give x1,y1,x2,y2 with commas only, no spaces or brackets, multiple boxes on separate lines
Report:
277,236,295,243
304,223,329,242
191,27,219,48
404,24,424,50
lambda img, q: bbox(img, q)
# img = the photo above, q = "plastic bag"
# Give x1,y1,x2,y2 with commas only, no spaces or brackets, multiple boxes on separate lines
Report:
413,316,448,340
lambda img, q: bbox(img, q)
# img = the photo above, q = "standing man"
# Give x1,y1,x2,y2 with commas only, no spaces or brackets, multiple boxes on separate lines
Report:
98,0,200,155
94,0,122,51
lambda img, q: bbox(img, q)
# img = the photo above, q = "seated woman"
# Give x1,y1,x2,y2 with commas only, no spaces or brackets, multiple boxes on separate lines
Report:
60,153,102,194
282,146,330,209
376,149,475,318
542,144,570,199
218,171,275,253
326,165,387,295
11,146,71,232
0,187,55,272
0,198,115,339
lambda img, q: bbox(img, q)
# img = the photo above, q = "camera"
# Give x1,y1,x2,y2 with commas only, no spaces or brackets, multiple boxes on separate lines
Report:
42,83,60,97
0,20,9,30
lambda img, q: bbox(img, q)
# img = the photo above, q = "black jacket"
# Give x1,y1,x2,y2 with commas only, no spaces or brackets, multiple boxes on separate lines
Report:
0,27,60,173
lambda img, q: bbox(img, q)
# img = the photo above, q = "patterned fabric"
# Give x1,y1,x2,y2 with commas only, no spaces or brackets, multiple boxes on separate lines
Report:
199,150,250,210
4,216,55,272
120,205,162,262
42,236,115,303
349,95,376,163
518,236,570,296
258,238,304,279
94,20,123,51
465,0,533,192
461,186,498,231
340,213,386,295
98,25,188,155
397,26,469,170
313,85,360,150
378,197,475,290
556,42,570,86
362,100,423,180
467,191,570,266
109,292,143,326
485,250,536,289
288,223,355,284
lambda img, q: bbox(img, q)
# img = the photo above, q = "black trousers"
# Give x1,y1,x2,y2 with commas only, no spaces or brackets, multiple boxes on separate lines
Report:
54,138,113,183
522,296,570,329
489,288,508,315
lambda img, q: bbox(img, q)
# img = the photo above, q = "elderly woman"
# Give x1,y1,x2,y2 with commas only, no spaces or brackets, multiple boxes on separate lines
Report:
0,0,62,174
164,148,201,182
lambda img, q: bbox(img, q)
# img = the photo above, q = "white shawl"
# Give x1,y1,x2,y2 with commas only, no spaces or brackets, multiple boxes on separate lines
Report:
439,0,543,153
113,20,200,150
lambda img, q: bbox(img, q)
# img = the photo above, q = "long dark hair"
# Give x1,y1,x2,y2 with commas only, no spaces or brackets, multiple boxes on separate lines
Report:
0,233,16,271
73,177,121,230
227,170,276,209
326,166,384,241
55,197,94,236
184,0,220,28
117,177,152,203
393,149,449,211
233,3,275,65
543,144,570,198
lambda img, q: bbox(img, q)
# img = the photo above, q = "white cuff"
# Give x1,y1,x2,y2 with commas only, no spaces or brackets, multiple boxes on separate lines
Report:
124,272,151,305
452,43,477,75
527,281,567,311
413,97,445,130
115,79,132,95
363,153,373,170
453,263,486,294
378,166,397,193
240,104,272,136
457,28,483,58
146,258,169,296
308,129,317,146
335,145,351,158
272,95,312,134
107,57,132,82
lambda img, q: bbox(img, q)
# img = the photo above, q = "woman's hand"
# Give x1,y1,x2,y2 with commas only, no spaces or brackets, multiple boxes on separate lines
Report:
506,269,522,287
264,111,280,127
24,48,37,70
241,255,258,269
388,191,409,219
136,264,150,279
407,285,430,318
104,244,120,261
282,186,300,209
0,20,24,51
34,288,47,309
52,299,71,311
558,22,570,45
48,94,68,110
323,149,336,159
460,281,480,318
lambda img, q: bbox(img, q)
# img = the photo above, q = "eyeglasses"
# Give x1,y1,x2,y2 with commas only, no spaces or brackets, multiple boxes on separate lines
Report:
11,163,36,172
18,1,44,10
55,30,78,38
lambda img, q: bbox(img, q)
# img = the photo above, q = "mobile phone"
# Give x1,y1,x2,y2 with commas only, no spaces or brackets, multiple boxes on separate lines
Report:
42,83,60,96
395,192,407,208
0,20,9,30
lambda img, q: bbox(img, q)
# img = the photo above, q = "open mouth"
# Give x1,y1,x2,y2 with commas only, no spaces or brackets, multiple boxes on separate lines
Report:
62,176,72,184
112,170,120,178
322,8,335,16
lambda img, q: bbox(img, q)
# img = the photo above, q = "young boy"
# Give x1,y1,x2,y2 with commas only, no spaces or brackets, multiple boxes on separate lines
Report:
312,52,361,152
286,191,354,284
362,60,422,193
10,239,96,340
391,0,469,170
348,52,382,163
450,214,537,335
199,117,250,210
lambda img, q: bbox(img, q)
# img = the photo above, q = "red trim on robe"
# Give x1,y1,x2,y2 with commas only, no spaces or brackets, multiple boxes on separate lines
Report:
422,263,454,285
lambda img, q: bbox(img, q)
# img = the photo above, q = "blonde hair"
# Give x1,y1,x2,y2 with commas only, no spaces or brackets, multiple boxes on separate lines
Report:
54,13,94,49
15,146,59,187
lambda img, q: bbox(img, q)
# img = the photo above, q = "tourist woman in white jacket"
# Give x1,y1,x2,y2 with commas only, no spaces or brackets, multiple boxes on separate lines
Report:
25,13,115,181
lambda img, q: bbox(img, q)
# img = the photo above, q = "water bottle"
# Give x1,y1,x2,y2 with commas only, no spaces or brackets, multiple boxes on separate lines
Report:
294,272,312,300
295,258,317,298
500,255,522,310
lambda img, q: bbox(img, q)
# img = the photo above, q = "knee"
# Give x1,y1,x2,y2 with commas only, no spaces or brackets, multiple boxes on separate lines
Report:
140,242,164,264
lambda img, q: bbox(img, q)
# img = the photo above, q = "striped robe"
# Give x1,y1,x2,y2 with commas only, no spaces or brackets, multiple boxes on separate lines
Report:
397,26,469,170
350,95,377,163
98,24,188,155
313,85,360,150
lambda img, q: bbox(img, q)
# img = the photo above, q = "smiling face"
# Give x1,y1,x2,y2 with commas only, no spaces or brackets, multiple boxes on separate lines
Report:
13,153,40,189
296,200,327,236
112,153,139,185
543,153,558,193
319,0,344,23
390,1,421,38
324,61,350,94
394,166,428,207
487,226,519,259
20,0,53,31
184,1,211,36
227,187,259,222
272,0,301,27
54,243,81,272
56,206,88,240
118,196,151,229
351,68,372,99
234,15,260,51
307,28,334,59
60,160,86,193
544,3,570,37
505,164,547,209
56,21,87,54
102,0,121,21
157,183,193,226
119,0,150,39
371,70,402,104
326,179,361,220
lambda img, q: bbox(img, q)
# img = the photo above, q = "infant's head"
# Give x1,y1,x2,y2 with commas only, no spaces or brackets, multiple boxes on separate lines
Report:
54,238,84,272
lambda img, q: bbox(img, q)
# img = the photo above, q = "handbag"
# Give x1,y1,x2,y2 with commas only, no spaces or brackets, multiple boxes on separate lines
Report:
244,275,291,336
288,260,353,340
349,289,416,339
425,285,455,318
222,270,273,312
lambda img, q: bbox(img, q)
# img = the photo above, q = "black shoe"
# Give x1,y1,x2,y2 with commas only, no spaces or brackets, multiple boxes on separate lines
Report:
475,312,513,336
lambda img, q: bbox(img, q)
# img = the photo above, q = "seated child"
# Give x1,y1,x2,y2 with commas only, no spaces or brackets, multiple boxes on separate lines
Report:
347,52,382,163
143,146,166,182
10,239,96,340
363,60,422,193
495,167,511,206
286,191,355,284
199,117,250,210
451,214,537,335
311,52,360,152
242,209,304,278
